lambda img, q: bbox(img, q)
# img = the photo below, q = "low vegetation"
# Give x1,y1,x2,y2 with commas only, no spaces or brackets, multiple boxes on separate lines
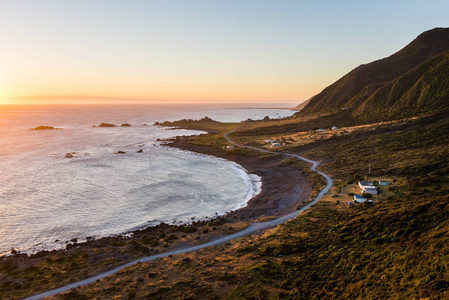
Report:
4,109,449,299
48,111,449,299
0,218,245,299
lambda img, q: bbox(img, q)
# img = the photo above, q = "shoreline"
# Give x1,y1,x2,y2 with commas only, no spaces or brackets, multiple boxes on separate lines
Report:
3,129,311,258
166,135,312,220
1,124,316,299
20,127,331,300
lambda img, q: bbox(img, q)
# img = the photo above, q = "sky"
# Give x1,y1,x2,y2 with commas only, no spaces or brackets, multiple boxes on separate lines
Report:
1,0,448,105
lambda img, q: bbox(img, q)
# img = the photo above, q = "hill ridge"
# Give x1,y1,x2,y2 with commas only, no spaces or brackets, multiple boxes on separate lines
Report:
299,27,449,121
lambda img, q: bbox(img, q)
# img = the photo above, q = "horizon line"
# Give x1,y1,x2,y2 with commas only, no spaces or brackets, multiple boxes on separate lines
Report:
2,94,306,105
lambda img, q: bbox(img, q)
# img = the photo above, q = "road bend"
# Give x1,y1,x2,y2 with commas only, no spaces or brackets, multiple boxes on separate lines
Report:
25,128,332,300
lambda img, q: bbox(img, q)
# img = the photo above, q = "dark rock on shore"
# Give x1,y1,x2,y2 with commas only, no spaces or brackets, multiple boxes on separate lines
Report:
121,123,132,127
115,151,126,154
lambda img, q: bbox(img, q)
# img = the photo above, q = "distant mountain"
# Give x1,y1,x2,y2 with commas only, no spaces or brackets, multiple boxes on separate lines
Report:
299,27,449,121
295,99,310,111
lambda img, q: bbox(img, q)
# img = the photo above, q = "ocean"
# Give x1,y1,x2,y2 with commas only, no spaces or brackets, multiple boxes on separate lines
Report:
0,103,295,255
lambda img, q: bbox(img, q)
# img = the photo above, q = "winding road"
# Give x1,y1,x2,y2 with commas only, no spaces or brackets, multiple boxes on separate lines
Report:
25,128,332,300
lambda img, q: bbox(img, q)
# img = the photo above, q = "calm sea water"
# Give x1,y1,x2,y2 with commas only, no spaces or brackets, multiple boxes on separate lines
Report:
0,103,295,255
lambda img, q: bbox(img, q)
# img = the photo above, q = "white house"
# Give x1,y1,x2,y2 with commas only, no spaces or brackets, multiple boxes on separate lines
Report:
331,126,338,130
357,181,378,195
354,194,367,203
264,139,275,143
358,181,374,190
362,187,378,195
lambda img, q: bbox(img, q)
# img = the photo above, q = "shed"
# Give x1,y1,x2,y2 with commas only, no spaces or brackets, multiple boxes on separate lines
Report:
362,187,378,195
378,180,390,186
270,142,281,147
331,126,338,130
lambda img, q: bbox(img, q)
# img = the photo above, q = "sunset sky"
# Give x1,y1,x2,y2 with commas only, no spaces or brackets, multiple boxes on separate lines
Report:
1,0,448,105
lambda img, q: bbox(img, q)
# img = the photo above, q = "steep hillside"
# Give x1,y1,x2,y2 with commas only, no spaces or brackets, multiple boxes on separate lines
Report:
299,27,449,120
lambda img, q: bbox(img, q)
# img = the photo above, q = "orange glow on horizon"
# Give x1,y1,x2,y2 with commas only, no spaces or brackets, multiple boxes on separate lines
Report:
2,79,322,105
2,93,310,105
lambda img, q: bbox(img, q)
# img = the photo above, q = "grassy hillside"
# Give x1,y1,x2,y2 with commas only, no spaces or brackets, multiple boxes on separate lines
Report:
353,50,449,121
39,114,449,299
226,115,449,299
299,27,449,121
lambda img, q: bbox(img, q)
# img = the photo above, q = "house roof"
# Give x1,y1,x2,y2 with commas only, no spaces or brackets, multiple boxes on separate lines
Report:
358,181,373,185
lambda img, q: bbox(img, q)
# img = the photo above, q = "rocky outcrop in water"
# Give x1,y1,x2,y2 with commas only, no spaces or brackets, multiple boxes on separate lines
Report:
31,126,60,130
95,123,116,127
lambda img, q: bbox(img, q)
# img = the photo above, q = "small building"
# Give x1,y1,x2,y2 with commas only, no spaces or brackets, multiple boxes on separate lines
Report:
270,142,281,147
316,129,326,132
223,145,234,149
362,187,378,195
377,180,390,186
354,194,368,203
342,107,349,111
331,126,338,130
264,139,275,143
358,181,374,190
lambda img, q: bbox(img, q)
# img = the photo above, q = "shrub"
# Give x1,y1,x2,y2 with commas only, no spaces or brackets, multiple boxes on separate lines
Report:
174,225,197,233
141,236,159,246
111,240,126,247
164,234,178,242
126,240,150,254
